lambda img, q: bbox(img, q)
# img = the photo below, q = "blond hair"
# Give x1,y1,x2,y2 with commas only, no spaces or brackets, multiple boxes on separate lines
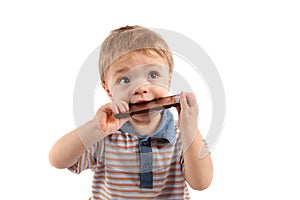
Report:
98,25,174,84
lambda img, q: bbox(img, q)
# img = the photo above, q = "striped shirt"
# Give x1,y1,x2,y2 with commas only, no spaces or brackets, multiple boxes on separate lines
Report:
69,110,190,199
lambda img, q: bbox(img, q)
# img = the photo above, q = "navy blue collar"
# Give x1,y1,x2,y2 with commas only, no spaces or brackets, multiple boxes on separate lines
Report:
119,110,176,145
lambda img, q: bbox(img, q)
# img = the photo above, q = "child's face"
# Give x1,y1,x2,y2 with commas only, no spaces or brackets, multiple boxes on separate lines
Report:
103,52,171,105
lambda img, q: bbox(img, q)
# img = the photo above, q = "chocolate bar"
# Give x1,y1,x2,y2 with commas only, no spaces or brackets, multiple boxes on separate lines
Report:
114,94,180,119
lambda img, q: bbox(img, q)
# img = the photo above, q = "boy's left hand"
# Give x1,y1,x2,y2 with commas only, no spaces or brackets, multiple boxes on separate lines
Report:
178,93,199,146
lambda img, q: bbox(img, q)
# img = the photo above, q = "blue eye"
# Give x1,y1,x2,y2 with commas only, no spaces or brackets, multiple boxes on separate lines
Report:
118,77,130,85
148,71,159,80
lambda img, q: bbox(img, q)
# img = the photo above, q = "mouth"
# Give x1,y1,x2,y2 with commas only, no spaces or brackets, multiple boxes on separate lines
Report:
130,98,156,105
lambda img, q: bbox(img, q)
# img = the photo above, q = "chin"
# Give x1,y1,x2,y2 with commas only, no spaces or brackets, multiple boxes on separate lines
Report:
131,114,152,125
131,111,161,125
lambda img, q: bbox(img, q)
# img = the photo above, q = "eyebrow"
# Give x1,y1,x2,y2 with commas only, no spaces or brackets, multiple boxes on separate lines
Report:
144,64,167,69
113,67,129,77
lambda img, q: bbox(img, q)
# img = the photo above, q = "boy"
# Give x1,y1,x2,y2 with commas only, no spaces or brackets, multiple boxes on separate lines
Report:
49,25,213,199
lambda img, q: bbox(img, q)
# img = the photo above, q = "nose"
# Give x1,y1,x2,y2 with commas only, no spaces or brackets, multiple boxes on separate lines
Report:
133,85,149,95
131,78,150,95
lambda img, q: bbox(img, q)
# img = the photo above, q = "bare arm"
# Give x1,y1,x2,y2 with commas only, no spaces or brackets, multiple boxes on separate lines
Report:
178,93,213,190
48,119,100,169
183,131,213,190
49,101,130,169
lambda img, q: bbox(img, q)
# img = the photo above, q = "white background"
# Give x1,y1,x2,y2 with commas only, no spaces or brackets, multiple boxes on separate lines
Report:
1,0,299,199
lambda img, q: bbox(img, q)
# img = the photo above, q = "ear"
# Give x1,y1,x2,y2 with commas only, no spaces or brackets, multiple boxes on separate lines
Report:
102,83,113,100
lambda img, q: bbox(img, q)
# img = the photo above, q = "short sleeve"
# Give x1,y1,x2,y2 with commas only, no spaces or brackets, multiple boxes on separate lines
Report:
68,141,103,174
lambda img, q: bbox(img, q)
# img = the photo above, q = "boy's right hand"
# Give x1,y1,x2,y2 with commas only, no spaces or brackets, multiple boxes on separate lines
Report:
95,100,130,137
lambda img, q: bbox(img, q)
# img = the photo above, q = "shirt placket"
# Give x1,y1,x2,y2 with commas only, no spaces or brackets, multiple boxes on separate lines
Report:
139,137,153,189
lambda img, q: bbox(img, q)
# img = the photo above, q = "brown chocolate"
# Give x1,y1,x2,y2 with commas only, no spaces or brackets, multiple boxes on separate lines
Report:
114,94,180,119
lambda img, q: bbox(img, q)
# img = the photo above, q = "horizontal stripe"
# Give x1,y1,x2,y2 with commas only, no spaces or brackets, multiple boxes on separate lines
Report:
92,193,185,200
103,147,183,153
93,174,184,183
92,185,186,194
104,156,181,164
103,149,181,156
103,162,181,169
93,166,182,177
69,123,190,199
92,189,185,200
104,140,181,147
93,180,186,189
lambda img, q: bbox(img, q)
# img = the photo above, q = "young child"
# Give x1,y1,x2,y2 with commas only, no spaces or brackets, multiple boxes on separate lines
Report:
49,25,213,200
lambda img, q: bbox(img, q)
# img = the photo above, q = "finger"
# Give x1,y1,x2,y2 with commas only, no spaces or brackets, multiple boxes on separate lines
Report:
120,100,129,112
180,92,188,109
185,93,197,108
111,103,119,114
112,100,129,114
117,102,129,113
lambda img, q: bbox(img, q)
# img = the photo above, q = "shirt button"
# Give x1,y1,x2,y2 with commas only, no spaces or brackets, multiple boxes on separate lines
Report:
143,163,151,171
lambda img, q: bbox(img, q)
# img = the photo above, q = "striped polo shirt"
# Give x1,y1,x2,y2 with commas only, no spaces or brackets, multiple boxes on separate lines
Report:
69,110,190,199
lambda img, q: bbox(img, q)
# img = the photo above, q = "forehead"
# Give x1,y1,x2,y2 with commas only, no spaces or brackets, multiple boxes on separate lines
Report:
107,52,170,76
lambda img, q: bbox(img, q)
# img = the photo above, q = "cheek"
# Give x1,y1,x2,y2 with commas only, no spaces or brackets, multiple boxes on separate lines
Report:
111,86,131,101
152,84,170,96
153,77,170,92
